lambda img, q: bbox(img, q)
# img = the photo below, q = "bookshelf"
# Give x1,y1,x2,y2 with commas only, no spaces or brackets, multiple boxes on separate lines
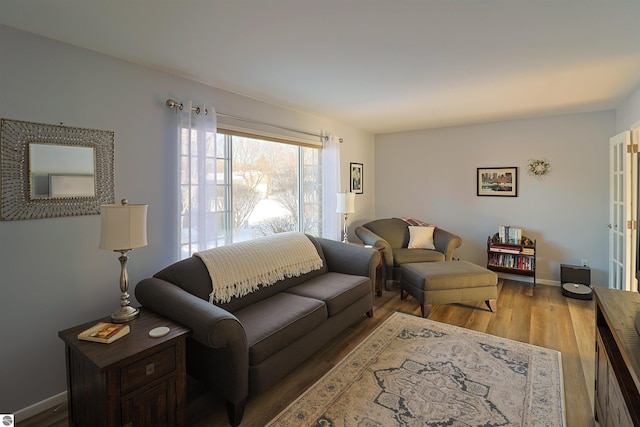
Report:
487,232,536,285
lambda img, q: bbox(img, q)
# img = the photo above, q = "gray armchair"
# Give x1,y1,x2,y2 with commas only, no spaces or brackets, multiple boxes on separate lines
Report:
355,218,462,282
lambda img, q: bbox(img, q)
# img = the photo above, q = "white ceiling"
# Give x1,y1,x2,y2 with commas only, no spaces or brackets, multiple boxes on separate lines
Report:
1,0,640,134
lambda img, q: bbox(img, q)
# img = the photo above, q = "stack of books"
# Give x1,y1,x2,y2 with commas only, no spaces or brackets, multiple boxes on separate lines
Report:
497,225,522,244
489,243,521,254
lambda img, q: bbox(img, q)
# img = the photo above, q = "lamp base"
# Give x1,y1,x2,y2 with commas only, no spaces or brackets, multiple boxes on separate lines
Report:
110,251,139,323
342,213,350,243
111,305,139,323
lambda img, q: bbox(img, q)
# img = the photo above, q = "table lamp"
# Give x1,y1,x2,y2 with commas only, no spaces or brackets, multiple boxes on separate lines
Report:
99,199,148,323
336,192,355,243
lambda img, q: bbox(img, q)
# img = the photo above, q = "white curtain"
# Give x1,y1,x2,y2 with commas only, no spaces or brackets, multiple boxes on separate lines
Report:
177,101,217,258
322,134,341,240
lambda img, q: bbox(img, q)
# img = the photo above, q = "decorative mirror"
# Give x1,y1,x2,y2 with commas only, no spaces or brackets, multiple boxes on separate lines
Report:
1,118,115,220
527,158,551,180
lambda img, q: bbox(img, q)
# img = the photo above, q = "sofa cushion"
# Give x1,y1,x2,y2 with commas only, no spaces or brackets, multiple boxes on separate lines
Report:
393,248,445,265
195,232,324,304
154,256,213,301
235,292,327,365
408,225,436,249
154,234,329,312
218,234,329,312
285,272,370,316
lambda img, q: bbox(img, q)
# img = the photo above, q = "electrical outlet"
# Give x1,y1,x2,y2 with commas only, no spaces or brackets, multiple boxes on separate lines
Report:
581,259,588,267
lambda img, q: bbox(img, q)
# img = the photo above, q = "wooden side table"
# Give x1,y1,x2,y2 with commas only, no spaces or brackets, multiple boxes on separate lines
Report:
59,308,190,427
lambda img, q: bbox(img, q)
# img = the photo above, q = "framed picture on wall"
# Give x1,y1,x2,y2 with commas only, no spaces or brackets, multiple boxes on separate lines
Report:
350,162,363,194
477,167,518,197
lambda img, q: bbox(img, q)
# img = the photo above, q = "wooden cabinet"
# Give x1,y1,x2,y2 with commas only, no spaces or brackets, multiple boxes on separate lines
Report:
595,332,608,421
486,234,536,284
59,308,190,427
594,287,640,426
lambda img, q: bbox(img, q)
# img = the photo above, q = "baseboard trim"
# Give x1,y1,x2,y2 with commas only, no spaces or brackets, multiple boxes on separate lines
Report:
495,272,559,287
14,391,67,422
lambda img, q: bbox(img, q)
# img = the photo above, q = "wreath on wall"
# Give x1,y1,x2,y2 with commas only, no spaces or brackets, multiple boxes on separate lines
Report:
527,158,551,179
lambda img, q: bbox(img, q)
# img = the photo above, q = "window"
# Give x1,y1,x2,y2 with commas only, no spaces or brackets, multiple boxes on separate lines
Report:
179,127,321,258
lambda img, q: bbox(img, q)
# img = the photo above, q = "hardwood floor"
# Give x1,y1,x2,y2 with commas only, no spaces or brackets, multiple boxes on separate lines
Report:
20,279,595,427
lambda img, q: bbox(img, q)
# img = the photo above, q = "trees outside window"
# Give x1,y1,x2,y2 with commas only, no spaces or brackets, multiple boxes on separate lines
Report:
180,128,321,258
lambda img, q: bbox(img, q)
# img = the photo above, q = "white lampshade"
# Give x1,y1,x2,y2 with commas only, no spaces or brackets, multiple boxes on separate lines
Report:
99,202,148,250
336,192,355,214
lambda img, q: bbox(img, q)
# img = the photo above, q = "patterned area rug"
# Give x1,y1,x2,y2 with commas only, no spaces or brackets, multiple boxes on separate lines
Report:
267,312,565,426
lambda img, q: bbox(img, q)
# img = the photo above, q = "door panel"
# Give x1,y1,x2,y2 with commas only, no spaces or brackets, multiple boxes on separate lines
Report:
609,130,636,291
631,127,639,293
610,131,630,290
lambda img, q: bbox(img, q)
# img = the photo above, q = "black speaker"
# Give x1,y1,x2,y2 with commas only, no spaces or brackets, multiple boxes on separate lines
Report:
561,264,590,285
560,264,592,299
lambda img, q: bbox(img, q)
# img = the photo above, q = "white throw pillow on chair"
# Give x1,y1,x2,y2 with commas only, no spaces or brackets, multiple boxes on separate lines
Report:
408,226,435,249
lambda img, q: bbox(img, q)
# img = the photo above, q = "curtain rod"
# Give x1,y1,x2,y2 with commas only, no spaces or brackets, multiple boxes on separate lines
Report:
166,99,341,142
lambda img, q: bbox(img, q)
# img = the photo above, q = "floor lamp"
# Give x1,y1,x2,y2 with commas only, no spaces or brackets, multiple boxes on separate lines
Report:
336,192,355,243
99,199,148,323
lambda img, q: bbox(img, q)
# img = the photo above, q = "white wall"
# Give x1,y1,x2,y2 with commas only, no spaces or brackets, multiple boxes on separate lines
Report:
374,112,615,287
616,84,640,132
0,25,375,414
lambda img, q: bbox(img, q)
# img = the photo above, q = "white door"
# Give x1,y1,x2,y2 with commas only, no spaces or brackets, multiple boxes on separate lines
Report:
609,130,635,290
632,127,640,292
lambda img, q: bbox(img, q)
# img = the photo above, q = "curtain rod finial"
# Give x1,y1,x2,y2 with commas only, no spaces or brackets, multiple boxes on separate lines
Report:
166,99,183,110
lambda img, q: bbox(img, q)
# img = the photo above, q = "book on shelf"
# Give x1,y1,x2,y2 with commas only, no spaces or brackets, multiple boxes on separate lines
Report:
78,322,130,344
497,225,523,244
489,245,521,254
490,247,535,255
488,253,535,271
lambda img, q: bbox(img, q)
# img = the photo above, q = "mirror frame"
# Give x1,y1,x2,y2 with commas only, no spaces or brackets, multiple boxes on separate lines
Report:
1,118,115,220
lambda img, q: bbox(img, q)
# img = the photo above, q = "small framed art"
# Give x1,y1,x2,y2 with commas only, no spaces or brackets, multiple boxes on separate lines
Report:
350,162,363,194
477,167,518,197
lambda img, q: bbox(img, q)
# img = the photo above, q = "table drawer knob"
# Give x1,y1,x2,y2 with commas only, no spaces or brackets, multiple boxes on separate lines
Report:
146,363,155,376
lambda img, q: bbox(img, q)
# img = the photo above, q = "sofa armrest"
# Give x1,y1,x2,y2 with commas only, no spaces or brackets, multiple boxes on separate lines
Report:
135,278,247,350
433,227,462,261
135,277,249,420
354,226,393,272
316,237,380,283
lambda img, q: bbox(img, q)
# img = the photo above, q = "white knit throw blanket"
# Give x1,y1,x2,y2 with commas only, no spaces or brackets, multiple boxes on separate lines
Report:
194,232,324,304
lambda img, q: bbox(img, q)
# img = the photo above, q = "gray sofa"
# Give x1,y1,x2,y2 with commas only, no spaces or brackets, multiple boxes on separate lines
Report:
355,218,462,282
135,234,379,426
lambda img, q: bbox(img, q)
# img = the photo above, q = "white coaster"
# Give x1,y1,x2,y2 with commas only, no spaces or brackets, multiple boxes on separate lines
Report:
148,326,170,338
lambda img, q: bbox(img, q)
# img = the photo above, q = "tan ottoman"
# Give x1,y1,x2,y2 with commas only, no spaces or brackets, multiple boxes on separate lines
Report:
400,261,498,318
